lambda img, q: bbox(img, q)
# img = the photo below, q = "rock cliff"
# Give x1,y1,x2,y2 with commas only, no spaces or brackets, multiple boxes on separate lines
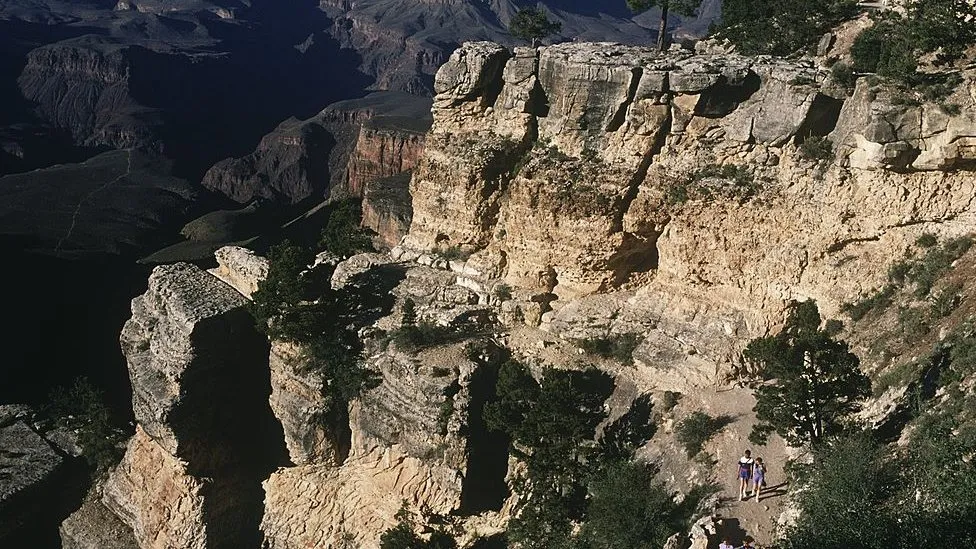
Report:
201,92,432,205
402,40,976,385
94,263,285,549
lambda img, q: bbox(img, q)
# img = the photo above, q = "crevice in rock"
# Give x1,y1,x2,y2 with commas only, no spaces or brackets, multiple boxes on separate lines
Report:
694,72,761,118
458,344,509,515
612,102,672,234
606,67,642,133
874,349,945,443
190,312,289,548
794,93,845,144
825,234,881,254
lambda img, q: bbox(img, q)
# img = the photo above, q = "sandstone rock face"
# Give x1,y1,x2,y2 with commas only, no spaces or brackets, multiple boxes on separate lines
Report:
267,340,346,466
103,262,284,549
60,490,138,549
209,245,269,298
346,125,426,198
403,41,976,385
261,256,509,549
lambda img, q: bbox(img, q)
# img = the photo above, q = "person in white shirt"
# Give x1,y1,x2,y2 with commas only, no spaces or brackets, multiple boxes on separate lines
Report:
737,449,754,500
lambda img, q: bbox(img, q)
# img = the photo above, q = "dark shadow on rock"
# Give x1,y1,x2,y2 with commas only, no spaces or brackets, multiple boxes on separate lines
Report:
459,342,510,514
712,517,748,548
469,533,508,549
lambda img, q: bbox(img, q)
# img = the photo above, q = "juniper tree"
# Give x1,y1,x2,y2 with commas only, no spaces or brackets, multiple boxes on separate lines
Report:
743,300,870,446
509,7,562,47
626,0,703,51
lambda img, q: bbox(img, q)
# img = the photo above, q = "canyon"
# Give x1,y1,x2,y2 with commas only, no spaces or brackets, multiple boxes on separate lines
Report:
17,34,973,548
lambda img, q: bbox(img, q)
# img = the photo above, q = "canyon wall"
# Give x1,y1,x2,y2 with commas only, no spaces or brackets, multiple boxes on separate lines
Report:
401,40,976,386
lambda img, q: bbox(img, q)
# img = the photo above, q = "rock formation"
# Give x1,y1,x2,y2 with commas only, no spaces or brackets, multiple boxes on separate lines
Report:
201,92,432,205
402,40,976,385
97,263,285,549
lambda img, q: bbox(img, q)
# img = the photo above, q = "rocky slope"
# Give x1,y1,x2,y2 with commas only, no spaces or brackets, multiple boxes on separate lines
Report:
401,40,976,386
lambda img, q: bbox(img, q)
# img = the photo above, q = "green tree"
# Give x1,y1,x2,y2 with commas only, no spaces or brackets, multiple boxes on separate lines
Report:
319,199,374,259
784,434,901,549
379,506,457,549
743,300,870,446
577,461,683,549
509,7,562,47
716,0,857,56
627,0,703,51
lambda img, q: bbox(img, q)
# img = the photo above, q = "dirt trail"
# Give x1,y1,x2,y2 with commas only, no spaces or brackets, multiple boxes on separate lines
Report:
687,387,791,547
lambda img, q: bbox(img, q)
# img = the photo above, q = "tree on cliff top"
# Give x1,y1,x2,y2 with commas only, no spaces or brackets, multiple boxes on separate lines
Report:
626,0,703,51
509,7,562,47
716,0,858,56
743,300,870,446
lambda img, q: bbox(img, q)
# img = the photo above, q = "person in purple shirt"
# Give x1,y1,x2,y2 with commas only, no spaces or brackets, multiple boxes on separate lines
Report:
719,538,735,549
753,457,767,502
737,449,754,500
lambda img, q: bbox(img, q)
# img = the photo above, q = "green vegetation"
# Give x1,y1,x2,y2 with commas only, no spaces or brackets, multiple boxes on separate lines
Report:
47,377,127,473
853,1,975,84
386,299,475,351
574,333,641,364
493,283,512,301
798,135,834,162
743,300,870,446
830,62,856,93
715,0,857,56
674,411,733,457
843,235,973,320
484,361,710,548
319,199,374,259
508,8,561,47
666,163,760,205
250,241,376,412
626,0,703,51
379,505,457,549
439,245,470,262
784,424,976,549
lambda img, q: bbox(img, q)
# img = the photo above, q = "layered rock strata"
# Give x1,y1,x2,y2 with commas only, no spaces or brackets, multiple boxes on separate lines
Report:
260,258,508,548
100,262,284,549
202,92,432,204
402,41,976,385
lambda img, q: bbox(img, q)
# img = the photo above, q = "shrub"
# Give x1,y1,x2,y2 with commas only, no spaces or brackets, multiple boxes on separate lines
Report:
666,164,760,205
379,506,457,549
575,333,640,363
842,284,896,321
47,377,127,473
390,321,464,351
660,391,682,414
915,233,939,248
674,411,733,457
440,246,470,262
493,283,512,301
716,0,858,56
798,135,834,162
830,62,856,92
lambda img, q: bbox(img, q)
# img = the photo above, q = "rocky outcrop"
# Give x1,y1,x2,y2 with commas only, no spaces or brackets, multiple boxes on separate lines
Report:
0,413,66,542
346,125,426,198
260,256,509,549
60,490,138,549
201,92,432,204
100,262,284,549
402,41,976,385
209,245,269,298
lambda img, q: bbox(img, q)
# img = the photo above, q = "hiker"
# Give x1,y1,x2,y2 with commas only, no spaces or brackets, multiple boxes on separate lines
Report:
737,449,754,500
753,457,767,502
719,538,735,549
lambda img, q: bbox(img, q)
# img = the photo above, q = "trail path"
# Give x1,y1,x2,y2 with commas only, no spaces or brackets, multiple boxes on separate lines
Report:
685,387,792,547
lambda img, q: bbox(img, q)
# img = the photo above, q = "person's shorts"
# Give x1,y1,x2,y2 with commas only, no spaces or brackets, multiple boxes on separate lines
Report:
738,470,750,480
